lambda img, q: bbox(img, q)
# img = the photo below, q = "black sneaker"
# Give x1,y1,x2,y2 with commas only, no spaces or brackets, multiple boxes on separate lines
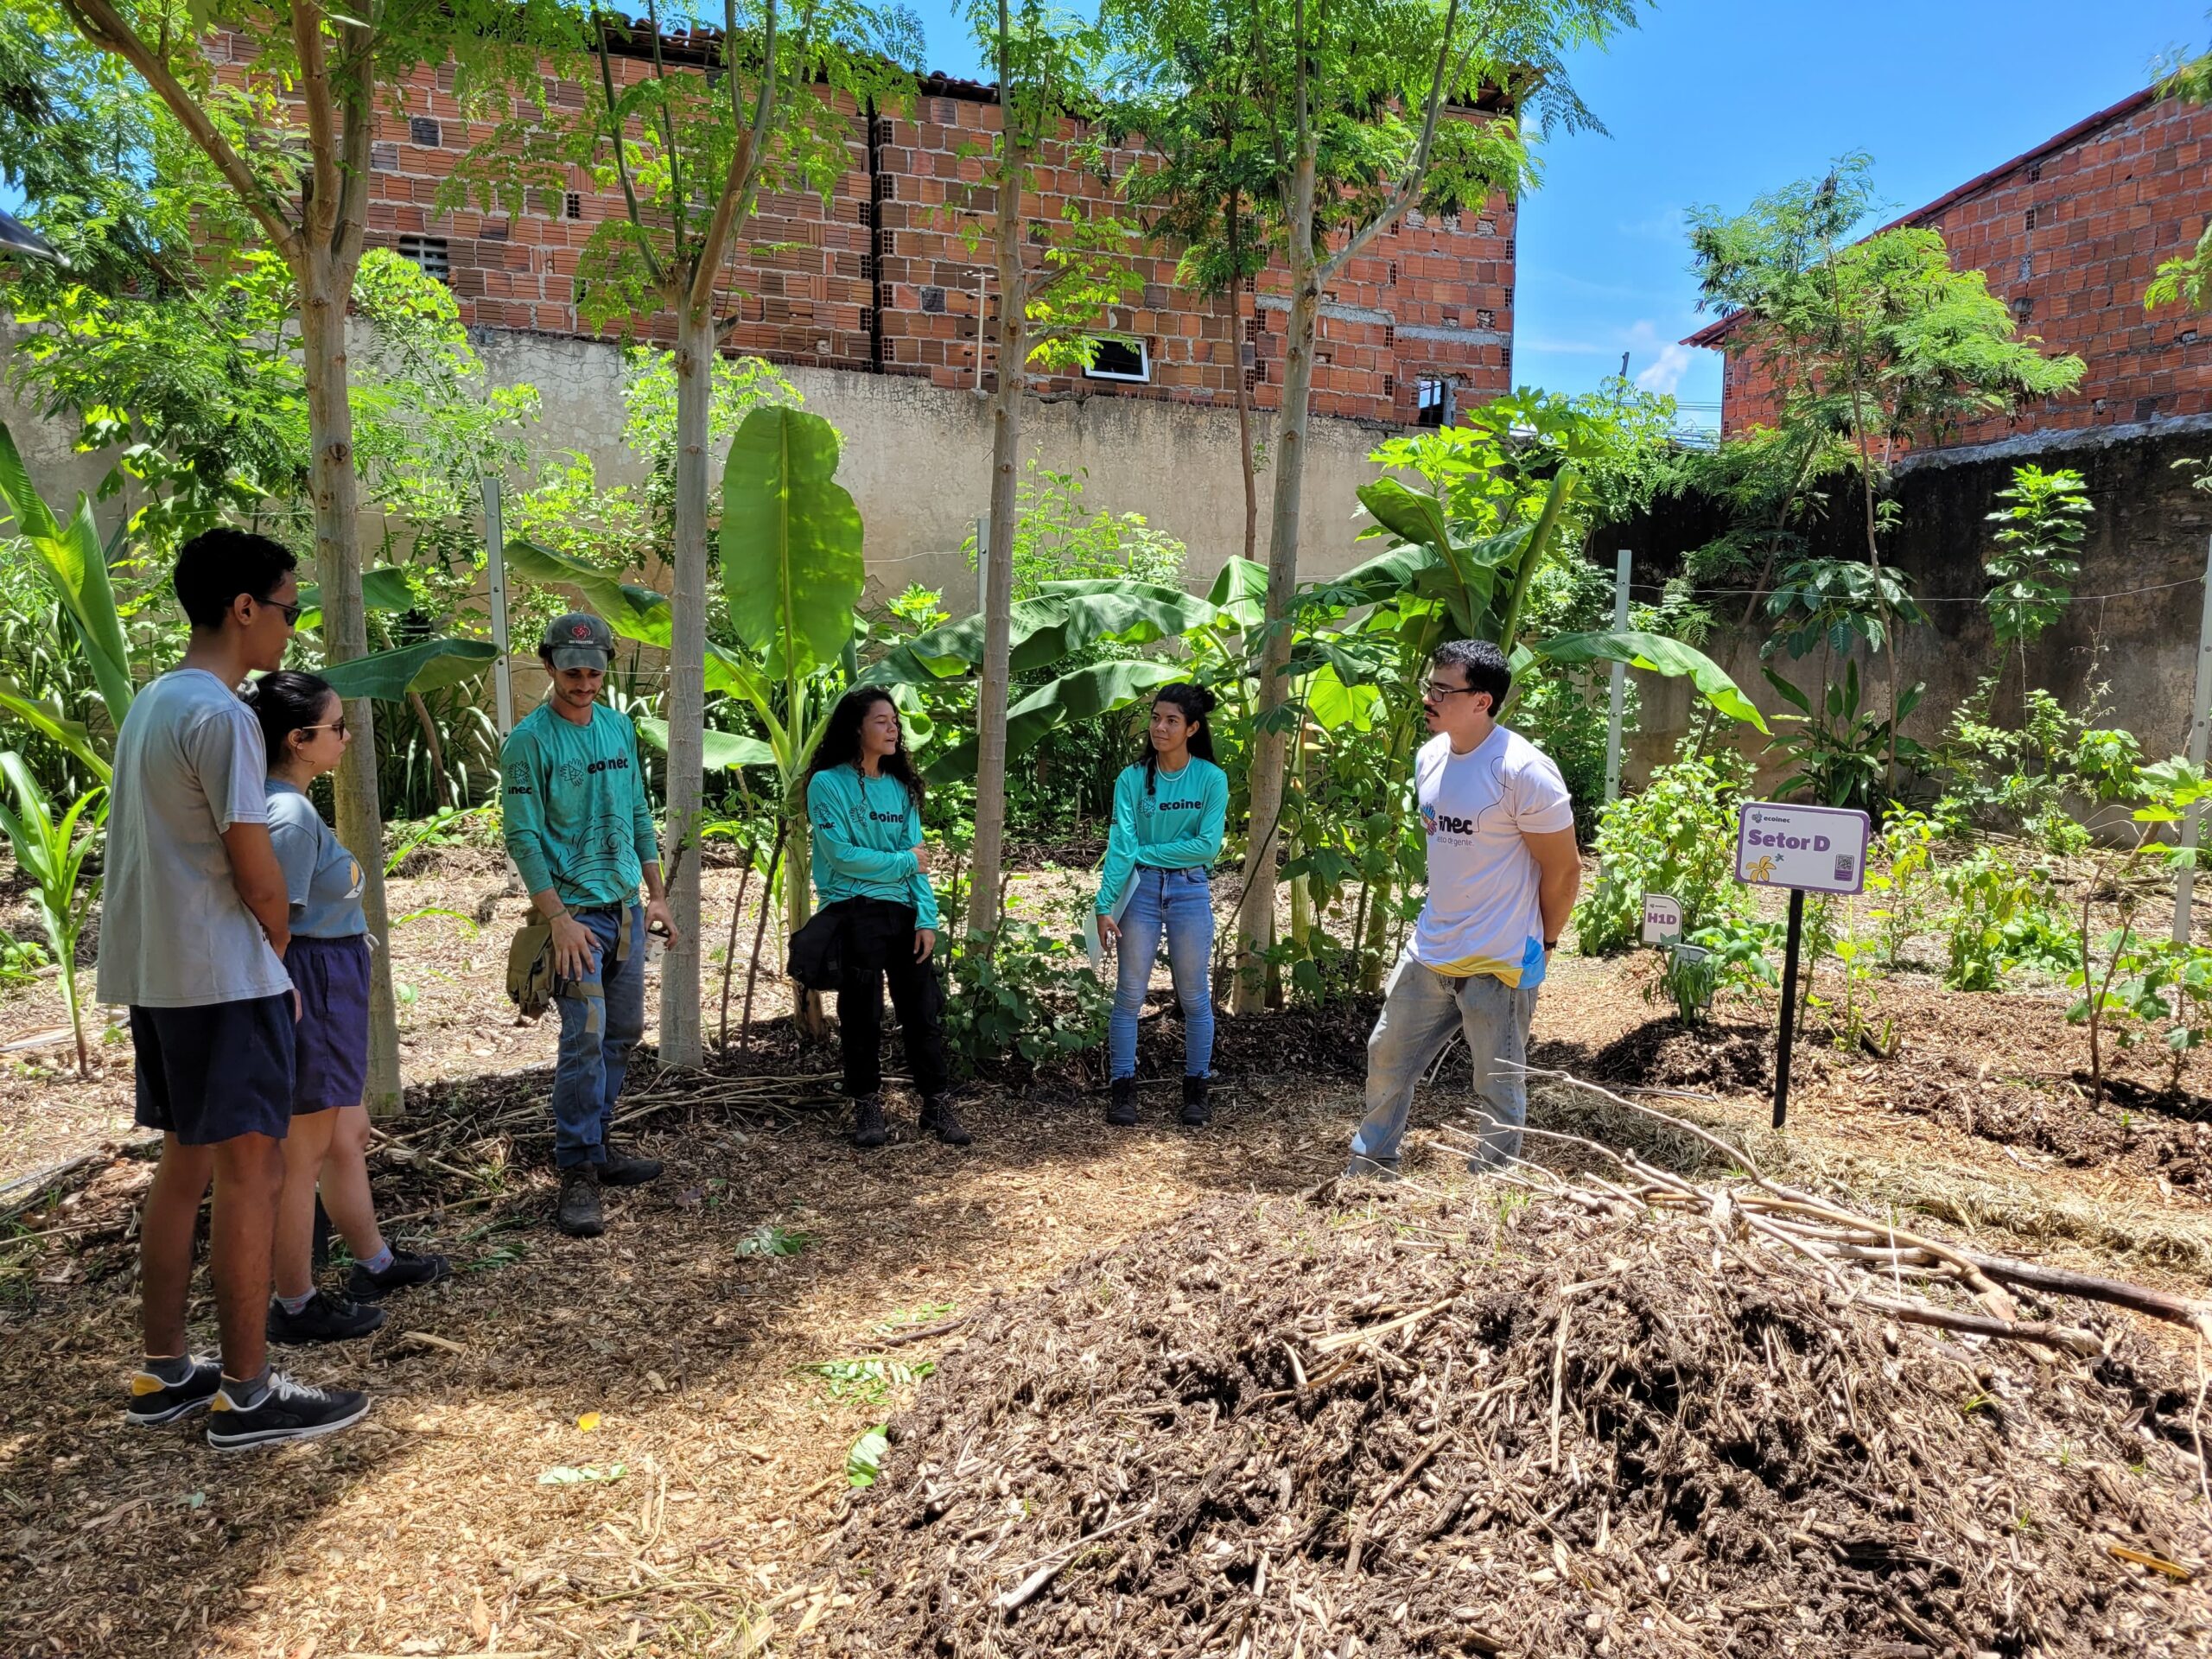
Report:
1342,1153,1402,1184
918,1096,973,1147
346,1249,452,1302
268,1289,387,1345
205,1371,370,1452
1106,1077,1137,1128
851,1094,889,1149
557,1165,604,1237
126,1356,222,1427
1180,1074,1211,1128
601,1141,664,1187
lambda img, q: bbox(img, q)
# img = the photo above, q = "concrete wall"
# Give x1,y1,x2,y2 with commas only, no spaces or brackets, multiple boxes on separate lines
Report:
476,327,1394,601
1607,423,2212,789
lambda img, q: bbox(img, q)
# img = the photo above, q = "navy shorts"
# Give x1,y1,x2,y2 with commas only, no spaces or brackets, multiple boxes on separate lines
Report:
289,933,371,1113
130,994,296,1145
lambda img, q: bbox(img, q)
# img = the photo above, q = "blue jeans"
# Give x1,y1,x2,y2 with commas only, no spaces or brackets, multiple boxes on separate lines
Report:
1351,950,1536,1170
550,904,645,1169
1109,866,1216,1080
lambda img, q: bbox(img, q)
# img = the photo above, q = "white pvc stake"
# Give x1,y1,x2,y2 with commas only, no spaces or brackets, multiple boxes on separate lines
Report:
2175,532,2212,944
1603,548,1631,804
481,474,515,737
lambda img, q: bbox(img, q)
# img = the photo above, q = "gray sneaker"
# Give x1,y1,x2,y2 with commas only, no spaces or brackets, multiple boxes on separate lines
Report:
1342,1154,1402,1184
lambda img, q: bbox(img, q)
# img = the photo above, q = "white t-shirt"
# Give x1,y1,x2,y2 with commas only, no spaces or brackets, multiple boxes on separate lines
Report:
94,669,292,1008
1409,725,1574,988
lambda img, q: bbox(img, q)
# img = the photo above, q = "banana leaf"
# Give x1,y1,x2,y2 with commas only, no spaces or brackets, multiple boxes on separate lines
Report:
861,582,1215,688
0,422,135,730
719,406,865,680
0,674,107,781
319,639,499,701
299,565,416,626
921,659,1184,784
505,537,680,645
1205,556,1269,628
1535,630,1769,733
636,717,775,772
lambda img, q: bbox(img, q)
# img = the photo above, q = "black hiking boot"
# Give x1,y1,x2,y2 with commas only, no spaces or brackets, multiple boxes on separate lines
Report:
1179,1074,1211,1128
346,1249,452,1303
556,1165,605,1237
918,1096,973,1147
1106,1077,1138,1128
267,1289,386,1345
850,1094,889,1149
600,1141,664,1187
205,1370,370,1452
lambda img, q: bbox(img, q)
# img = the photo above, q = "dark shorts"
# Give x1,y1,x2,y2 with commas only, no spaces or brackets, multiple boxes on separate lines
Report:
130,994,296,1146
289,933,371,1113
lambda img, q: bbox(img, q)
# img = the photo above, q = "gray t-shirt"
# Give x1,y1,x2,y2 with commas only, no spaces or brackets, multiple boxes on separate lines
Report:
266,780,367,939
94,669,292,1008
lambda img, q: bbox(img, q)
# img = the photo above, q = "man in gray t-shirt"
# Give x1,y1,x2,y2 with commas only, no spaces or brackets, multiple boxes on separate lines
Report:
104,528,367,1450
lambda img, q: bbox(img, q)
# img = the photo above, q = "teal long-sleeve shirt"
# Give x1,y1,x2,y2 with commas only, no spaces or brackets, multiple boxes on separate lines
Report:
1095,757,1229,916
807,764,939,930
499,702,660,907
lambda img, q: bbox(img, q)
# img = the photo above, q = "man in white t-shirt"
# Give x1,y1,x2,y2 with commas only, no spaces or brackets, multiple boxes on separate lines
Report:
1346,639,1583,1179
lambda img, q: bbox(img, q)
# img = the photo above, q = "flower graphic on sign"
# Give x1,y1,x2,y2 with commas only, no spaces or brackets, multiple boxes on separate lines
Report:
1744,854,1776,883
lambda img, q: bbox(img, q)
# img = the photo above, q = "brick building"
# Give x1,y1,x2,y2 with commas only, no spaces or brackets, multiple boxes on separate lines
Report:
1687,87,2212,452
207,29,1520,429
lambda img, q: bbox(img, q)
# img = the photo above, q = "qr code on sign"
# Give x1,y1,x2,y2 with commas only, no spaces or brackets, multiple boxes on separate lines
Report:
1834,855,1856,882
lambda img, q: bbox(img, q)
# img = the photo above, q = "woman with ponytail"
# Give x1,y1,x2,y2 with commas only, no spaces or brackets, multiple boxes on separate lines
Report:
1094,683,1228,1128
242,671,448,1346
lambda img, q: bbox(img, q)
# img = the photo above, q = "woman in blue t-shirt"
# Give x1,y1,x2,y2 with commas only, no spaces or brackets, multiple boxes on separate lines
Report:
1096,683,1228,1128
243,672,448,1347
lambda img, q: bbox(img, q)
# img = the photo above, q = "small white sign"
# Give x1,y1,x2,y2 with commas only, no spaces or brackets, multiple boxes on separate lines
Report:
1641,892,1683,944
1735,802,1871,895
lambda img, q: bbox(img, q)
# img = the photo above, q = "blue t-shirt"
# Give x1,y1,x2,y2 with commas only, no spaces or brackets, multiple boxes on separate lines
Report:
266,779,368,939
1095,758,1228,917
806,764,938,929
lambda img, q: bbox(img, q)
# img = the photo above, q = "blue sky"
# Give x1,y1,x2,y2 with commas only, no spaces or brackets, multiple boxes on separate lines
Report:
904,0,2209,429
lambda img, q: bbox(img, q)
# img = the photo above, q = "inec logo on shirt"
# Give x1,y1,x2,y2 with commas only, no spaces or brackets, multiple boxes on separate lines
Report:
1420,803,1478,837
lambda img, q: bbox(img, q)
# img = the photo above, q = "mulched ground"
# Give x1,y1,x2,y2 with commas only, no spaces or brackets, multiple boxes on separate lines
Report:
818,1189,2211,1657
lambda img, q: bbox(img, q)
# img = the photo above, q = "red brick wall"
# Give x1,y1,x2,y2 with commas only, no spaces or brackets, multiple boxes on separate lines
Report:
212,33,1515,427
1704,90,2212,449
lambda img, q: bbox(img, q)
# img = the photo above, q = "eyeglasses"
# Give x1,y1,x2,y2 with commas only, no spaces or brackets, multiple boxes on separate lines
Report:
258,593,303,626
299,717,348,738
1421,680,1481,700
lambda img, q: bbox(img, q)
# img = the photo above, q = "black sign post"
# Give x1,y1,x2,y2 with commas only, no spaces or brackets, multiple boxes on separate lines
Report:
1772,888,1805,1130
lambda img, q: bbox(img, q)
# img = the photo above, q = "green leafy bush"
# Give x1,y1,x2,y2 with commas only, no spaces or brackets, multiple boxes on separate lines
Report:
944,918,1111,1072
1936,848,2068,991
1576,748,1753,956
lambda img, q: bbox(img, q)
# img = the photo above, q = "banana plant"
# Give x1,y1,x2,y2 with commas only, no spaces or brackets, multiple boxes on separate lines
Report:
0,752,105,1077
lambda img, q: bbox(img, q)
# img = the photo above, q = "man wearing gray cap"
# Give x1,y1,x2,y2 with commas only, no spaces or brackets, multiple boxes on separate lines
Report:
501,613,679,1236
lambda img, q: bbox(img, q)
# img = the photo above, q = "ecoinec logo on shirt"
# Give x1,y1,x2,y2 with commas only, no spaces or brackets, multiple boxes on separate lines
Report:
1141,797,1206,815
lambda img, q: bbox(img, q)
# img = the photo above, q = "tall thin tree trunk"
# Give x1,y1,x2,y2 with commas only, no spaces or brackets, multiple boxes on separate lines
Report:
969,39,1025,941
658,302,711,1067
1230,152,1319,1014
301,257,402,1112
1228,198,1257,567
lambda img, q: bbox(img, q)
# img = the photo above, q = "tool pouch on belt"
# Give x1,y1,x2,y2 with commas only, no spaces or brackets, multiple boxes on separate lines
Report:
505,915,556,1020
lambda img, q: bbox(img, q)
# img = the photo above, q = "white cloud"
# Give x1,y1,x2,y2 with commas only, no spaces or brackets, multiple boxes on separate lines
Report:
1636,343,1694,395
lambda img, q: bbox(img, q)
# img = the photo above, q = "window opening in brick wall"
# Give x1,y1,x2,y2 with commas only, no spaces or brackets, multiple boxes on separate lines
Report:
2027,161,2043,182
371,142,397,172
2018,255,2032,282
1415,375,1453,427
1477,217,1496,236
1083,337,1151,383
566,191,582,221
2013,296,2033,325
2024,206,2037,231
397,234,449,283
1442,213,1460,232
408,116,441,148
1475,308,1496,329
919,285,946,314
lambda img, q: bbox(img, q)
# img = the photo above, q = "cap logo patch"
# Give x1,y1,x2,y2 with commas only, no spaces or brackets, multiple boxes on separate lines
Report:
571,624,591,638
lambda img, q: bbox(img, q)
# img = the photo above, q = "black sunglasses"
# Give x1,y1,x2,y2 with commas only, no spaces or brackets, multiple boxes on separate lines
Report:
257,593,303,626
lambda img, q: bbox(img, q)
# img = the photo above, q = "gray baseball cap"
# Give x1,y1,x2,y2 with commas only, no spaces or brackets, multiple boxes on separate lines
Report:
541,611,613,669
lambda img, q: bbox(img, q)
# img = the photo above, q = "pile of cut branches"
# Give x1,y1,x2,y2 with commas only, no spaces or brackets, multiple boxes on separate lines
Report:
815,1085,2212,1658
